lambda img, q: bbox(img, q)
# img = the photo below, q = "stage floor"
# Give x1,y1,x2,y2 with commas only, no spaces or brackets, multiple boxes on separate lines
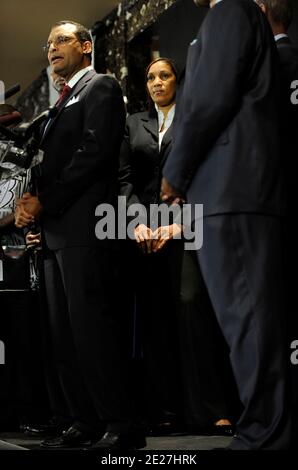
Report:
0,432,231,450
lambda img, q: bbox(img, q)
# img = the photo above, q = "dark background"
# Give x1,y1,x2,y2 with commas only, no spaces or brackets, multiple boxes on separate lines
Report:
126,0,298,113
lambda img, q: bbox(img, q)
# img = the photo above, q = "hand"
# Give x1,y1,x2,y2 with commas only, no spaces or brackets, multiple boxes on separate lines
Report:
15,193,42,228
152,223,183,252
160,178,185,205
26,231,41,248
15,204,35,228
134,224,154,254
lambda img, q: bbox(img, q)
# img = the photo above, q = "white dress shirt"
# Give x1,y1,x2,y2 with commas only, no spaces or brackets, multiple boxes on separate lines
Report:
274,33,288,42
155,104,176,151
67,65,94,89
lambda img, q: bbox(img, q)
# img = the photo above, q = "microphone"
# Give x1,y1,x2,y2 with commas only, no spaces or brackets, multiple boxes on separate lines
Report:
0,103,22,129
0,122,18,140
4,84,21,100
19,107,58,140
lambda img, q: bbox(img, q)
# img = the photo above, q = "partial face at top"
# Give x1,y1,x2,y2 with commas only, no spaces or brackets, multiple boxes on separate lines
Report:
47,23,92,81
146,61,176,108
193,0,211,7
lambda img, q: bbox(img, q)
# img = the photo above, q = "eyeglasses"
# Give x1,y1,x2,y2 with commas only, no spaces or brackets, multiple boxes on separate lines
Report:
43,35,78,53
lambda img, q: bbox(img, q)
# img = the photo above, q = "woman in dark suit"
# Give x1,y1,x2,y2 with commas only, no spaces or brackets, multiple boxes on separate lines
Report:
119,58,183,432
119,58,237,435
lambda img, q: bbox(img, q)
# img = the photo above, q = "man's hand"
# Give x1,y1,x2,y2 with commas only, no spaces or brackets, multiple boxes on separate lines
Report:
15,192,42,228
152,223,183,252
160,177,185,205
15,204,34,228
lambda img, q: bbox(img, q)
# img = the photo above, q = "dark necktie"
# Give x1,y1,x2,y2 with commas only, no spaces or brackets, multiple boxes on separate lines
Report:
56,84,71,107
41,85,71,139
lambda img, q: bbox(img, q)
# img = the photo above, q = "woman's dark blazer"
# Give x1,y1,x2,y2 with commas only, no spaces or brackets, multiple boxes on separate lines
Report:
119,108,173,210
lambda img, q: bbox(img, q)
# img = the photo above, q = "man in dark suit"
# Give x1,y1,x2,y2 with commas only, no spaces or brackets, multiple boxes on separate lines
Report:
161,0,290,449
256,0,298,444
256,0,298,200
15,20,145,450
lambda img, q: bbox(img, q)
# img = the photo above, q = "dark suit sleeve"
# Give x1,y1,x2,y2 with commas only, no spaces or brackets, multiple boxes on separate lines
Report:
118,117,149,226
163,2,254,192
39,75,125,215
118,119,141,207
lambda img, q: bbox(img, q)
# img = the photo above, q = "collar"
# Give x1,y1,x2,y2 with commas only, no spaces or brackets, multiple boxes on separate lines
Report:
274,33,288,42
154,103,176,130
67,65,93,88
212,0,223,6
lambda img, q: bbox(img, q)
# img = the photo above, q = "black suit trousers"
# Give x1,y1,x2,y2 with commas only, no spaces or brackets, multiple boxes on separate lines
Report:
43,243,134,431
196,213,290,449
131,239,184,422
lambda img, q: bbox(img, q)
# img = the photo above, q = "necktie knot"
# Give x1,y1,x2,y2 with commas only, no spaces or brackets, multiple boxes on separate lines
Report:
56,84,71,107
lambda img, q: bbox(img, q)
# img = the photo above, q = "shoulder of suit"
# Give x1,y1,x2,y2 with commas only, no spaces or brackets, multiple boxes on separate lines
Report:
93,73,117,82
88,73,121,90
208,0,257,19
201,0,262,42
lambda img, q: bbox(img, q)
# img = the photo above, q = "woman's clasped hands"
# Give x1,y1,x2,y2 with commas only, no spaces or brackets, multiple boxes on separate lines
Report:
134,223,182,254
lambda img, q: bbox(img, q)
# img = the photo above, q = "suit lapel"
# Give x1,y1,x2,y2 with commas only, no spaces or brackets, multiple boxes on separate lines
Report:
64,69,96,107
41,70,96,144
141,110,158,142
141,109,173,165
161,125,172,151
